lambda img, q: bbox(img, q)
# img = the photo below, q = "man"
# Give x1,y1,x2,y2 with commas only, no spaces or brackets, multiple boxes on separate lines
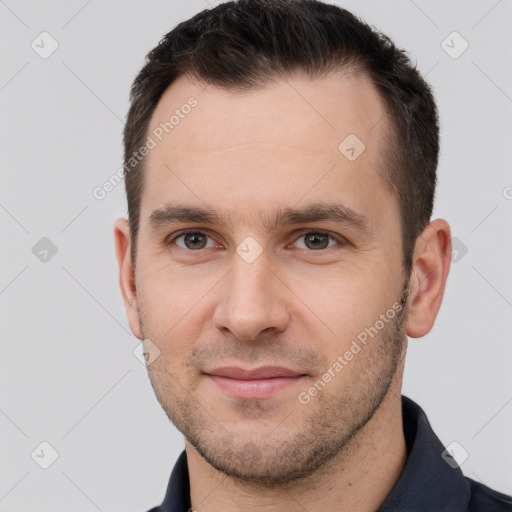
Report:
114,1,512,510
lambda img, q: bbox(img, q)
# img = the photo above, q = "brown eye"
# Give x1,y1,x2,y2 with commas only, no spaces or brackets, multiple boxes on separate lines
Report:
183,232,208,249
294,231,342,251
304,232,330,250
170,231,214,250
167,229,344,253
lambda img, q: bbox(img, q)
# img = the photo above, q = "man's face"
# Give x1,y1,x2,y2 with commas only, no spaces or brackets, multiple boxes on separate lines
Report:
131,71,410,484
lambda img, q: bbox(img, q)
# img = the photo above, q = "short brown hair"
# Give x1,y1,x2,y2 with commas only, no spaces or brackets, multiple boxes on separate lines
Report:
123,0,439,274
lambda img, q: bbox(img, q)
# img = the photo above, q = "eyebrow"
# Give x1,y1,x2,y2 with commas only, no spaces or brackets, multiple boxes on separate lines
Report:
147,202,373,236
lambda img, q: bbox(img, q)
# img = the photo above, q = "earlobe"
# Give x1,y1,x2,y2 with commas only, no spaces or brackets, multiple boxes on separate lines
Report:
114,218,142,339
405,219,452,339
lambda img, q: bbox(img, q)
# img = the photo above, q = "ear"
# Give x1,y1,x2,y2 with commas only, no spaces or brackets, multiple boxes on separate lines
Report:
405,218,452,338
114,218,142,339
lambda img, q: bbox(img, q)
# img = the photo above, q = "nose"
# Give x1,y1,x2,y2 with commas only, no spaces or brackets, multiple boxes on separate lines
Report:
212,251,291,342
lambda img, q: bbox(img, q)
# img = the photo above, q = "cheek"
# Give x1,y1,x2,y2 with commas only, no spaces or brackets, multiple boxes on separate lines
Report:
301,263,400,350
136,266,208,357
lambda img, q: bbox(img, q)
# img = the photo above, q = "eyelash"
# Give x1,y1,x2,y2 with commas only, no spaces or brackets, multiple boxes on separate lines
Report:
166,229,346,252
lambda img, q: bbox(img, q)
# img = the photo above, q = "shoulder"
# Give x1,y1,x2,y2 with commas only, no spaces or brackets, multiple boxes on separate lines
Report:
467,477,512,511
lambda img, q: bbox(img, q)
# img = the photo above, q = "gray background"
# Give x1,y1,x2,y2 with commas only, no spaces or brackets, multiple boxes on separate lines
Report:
1,0,511,510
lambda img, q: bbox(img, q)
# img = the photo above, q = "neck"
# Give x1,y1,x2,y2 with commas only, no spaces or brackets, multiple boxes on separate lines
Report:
187,380,406,512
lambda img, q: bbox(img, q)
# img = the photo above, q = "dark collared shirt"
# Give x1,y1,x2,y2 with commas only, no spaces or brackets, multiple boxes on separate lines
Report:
147,395,512,511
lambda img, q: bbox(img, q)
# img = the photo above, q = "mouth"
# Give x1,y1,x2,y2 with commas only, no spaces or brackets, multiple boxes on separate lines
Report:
204,366,308,400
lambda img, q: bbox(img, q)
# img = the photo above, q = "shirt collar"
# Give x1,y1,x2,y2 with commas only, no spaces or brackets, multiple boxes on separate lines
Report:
158,395,471,511
377,395,470,511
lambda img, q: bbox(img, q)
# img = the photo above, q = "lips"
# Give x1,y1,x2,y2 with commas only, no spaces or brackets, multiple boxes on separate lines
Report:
205,366,307,399
206,366,305,380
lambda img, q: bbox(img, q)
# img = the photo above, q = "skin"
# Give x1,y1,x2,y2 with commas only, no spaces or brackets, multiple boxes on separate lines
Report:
115,70,452,511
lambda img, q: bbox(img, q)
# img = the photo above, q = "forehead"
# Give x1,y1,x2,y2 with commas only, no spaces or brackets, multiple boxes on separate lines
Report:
141,70,395,234
149,70,388,154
